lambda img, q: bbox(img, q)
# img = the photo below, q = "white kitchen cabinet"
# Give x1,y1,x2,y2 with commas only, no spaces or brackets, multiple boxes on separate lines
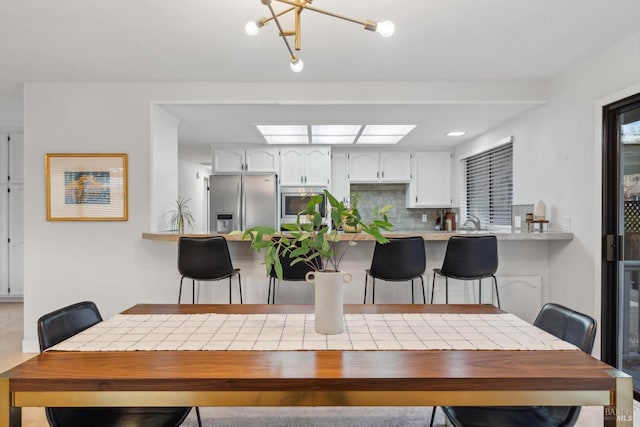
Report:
280,147,331,187
212,148,279,173
348,151,412,183
408,151,452,207
330,151,349,203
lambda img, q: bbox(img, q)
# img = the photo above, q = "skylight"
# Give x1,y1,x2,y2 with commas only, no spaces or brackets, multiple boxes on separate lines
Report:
256,124,416,145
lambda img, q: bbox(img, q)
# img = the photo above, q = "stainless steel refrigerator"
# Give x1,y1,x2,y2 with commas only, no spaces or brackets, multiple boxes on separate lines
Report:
209,174,278,232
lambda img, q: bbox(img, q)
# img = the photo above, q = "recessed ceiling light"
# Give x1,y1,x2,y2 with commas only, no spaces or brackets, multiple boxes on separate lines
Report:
311,125,362,136
447,131,466,136
257,125,308,136
256,124,416,145
361,125,416,136
312,136,356,144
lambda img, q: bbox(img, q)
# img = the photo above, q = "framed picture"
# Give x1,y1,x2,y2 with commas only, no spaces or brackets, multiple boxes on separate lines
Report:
45,153,128,221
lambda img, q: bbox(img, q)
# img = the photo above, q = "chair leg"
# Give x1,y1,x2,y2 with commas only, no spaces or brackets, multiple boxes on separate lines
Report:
445,277,449,304
493,275,501,308
372,277,376,304
429,406,437,426
363,274,368,304
479,278,482,304
238,273,243,304
420,276,426,304
192,279,196,304
411,279,415,304
178,276,185,304
195,406,202,427
268,277,274,304
431,272,437,304
228,277,232,304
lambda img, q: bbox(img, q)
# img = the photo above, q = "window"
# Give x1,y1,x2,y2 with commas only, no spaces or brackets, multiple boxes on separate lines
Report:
464,141,513,227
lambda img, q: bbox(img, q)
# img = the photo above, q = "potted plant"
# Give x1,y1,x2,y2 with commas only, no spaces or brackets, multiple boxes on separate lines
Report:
168,197,195,234
243,189,393,334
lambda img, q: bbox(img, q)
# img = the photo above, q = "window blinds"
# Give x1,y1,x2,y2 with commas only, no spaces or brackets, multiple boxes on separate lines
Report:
465,142,513,226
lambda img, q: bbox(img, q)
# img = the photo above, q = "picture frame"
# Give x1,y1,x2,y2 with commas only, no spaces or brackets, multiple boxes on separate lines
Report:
45,153,128,221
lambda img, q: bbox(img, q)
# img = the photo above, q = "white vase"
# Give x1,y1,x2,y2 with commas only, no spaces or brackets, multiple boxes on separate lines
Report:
534,200,546,220
305,270,352,334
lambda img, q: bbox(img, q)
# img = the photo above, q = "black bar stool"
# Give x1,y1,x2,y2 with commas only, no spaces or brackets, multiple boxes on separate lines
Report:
178,236,242,304
267,237,322,304
431,235,500,307
363,236,426,304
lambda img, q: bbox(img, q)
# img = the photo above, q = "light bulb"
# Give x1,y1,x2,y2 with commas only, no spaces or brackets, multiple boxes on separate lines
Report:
376,21,395,38
290,58,304,73
245,21,260,36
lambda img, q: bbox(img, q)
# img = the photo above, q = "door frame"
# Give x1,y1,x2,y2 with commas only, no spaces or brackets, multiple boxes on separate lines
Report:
601,90,640,399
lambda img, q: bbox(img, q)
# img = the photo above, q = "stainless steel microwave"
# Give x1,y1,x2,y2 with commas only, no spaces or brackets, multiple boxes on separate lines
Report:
280,187,327,223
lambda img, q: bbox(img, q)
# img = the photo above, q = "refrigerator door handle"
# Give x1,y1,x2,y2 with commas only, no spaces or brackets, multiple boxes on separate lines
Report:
236,180,242,230
242,181,247,231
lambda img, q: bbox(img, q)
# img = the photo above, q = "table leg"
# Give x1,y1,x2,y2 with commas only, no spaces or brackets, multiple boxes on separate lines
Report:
605,370,633,426
0,375,21,427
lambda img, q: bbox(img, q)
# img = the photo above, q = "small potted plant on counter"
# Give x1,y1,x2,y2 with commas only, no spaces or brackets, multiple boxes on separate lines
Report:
243,189,393,334
168,197,195,234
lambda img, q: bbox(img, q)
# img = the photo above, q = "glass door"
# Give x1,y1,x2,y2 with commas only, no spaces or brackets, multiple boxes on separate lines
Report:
603,93,640,397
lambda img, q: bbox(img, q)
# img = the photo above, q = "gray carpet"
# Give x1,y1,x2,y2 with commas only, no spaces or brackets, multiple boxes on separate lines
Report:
182,406,441,426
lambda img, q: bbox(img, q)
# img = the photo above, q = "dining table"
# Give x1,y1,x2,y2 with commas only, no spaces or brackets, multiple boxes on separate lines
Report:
0,303,633,427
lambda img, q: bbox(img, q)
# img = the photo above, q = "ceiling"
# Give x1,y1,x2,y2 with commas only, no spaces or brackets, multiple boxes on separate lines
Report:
2,0,639,149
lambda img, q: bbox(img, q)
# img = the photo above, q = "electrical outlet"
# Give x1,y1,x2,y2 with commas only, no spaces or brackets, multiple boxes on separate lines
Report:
421,214,428,223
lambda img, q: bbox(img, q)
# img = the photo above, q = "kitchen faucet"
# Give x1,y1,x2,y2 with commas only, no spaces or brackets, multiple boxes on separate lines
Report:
462,214,481,231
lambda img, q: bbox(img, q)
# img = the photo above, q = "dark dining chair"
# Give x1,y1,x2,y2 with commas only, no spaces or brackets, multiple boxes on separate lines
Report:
430,302,597,427
37,301,200,427
178,236,243,304
267,237,322,304
363,236,427,304
431,235,500,307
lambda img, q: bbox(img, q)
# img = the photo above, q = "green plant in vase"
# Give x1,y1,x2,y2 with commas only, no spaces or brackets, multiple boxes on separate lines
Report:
168,197,195,234
242,190,393,279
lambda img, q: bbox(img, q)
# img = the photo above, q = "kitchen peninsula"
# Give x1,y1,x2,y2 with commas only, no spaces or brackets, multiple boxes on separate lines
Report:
143,230,572,323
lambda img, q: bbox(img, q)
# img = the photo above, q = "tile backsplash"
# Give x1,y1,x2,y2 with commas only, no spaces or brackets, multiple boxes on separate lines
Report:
350,184,458,232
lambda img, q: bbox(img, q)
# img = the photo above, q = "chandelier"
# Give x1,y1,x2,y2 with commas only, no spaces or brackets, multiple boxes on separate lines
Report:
245,0,395,72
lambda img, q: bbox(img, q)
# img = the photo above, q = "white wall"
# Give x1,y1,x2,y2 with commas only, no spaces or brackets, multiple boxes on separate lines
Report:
150,106,179,232
0,82,23,132
453,30,640,342
21,80,550,351
178,159,210,233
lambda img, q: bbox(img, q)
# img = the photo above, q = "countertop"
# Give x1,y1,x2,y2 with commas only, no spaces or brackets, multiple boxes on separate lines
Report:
142,230,573,242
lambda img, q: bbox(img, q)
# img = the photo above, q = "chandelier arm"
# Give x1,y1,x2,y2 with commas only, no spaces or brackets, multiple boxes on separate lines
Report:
274,0,369,27
267,3,297,61
260,6,296,26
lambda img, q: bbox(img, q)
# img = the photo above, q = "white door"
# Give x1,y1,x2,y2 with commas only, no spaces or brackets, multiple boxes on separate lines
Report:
412,151,452,207
348,152,379,182
380,152,412,182
279,148,305,186
304,147,330,186
246,148,279,172
330,152,349,203
213,149,245,173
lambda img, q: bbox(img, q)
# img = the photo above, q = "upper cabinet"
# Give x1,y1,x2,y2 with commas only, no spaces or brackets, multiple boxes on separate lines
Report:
330,151,349,203
348,151,412,183
212,148,279,173
408,151,452,207
280,147,331,187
